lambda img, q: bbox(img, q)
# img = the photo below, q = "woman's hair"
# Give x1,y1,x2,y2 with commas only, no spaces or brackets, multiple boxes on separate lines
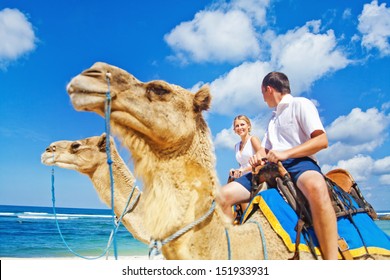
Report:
262,71,291,94
233,115,252,133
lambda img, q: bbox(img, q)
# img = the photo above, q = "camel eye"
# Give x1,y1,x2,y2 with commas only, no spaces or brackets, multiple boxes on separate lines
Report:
71,142,81,150
146,84,170,96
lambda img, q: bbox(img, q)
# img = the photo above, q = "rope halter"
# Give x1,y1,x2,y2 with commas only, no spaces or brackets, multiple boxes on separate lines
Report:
149,200,216,259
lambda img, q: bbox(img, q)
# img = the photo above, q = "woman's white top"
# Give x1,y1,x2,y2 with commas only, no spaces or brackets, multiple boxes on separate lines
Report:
235,136,255,175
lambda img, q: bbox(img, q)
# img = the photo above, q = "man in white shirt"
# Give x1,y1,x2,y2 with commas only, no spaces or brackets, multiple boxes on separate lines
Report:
249,72,338,260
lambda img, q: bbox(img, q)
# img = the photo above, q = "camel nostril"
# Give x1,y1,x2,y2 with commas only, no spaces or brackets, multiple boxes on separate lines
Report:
45,146,55,152
82,69,102,77
67,84,74,93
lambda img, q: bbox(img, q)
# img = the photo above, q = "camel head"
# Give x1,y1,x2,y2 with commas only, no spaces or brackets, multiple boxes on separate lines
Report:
41,133,113,176
66,62,213,178
66,63,218,242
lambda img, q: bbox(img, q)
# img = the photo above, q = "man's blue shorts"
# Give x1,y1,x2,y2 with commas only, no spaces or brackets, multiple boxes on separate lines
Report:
232,157,322,191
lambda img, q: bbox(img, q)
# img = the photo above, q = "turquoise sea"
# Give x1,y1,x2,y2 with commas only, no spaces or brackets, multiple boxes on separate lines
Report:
0,205,148,259
0,205,389,259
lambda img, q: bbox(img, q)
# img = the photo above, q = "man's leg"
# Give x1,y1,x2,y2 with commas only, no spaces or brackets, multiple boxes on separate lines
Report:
297,171,338,260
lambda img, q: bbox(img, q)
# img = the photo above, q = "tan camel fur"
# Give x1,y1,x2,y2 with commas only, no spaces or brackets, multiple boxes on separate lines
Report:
66,62,389,260
41,133,150,244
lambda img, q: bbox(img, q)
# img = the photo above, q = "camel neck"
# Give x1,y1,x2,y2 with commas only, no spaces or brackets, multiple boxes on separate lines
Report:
91,152,135,202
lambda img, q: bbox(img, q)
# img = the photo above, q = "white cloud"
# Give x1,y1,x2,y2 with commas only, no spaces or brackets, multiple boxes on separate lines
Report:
209,61,271,116
230,0,270,26
207,20,350,117
342,8,352,20
164,0,272,64
164,9,260,64
358,0,390,56
382,102,390,111
318,107,390,164
0,8,36,69
318,140,382,165
378,174,390,185
326,108,390,145
270,20,351,94
214,127,237,150
373,156,390,175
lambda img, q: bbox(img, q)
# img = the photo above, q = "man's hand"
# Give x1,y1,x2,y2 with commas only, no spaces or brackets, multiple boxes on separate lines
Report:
266,150,289,163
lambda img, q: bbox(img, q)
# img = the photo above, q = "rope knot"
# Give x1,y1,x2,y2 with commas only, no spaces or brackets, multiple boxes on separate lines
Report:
146,200,216,260
149,240,164,260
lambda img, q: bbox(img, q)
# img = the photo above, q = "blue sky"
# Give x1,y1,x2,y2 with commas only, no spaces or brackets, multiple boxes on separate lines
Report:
0,0,389,211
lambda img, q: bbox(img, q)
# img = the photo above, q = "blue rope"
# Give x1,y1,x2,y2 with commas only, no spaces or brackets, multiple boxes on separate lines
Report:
149,200,216,259
51,164,140,260
49,73,122,260
248,220,268,259
104,74,118,260
51,166,116,260
225,228,231,260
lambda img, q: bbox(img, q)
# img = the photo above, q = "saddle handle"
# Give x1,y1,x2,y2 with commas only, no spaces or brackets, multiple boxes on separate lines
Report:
251,157,270,174
277,161,290,178
251,158,289,177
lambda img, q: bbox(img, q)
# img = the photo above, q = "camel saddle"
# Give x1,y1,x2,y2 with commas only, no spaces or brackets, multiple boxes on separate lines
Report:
325,168,377,220
243,162,378,260
249,163,377,220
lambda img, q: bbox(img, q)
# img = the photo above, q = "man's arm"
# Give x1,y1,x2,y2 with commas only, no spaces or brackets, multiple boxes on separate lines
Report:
267,130,328,163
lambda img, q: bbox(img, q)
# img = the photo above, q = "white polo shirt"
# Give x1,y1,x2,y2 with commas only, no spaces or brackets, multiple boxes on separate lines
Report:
261,94,325,162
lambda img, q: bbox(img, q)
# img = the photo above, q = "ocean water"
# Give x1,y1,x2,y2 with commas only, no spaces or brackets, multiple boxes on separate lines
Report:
0,205,389,259
0,205,148,259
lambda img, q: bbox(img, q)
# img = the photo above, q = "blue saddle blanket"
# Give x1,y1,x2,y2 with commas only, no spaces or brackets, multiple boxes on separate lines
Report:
244,188,390,258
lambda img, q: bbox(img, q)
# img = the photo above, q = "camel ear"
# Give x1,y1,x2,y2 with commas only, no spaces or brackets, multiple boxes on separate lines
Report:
194,85,211,112
98,133,107,152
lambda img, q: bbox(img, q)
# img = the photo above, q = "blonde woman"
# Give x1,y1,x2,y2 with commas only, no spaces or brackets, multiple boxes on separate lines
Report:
218,115,262,221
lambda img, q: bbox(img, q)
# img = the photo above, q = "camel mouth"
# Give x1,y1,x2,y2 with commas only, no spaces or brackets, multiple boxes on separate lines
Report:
66,74,113,105
66,82,107,96
41,153,55,165
41,152,79,170
68,92,107,110
66,75,116,111
68,91,106,99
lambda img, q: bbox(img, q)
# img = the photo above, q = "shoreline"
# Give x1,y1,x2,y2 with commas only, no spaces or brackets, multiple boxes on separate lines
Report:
378,214,390,220
1,255,149,260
